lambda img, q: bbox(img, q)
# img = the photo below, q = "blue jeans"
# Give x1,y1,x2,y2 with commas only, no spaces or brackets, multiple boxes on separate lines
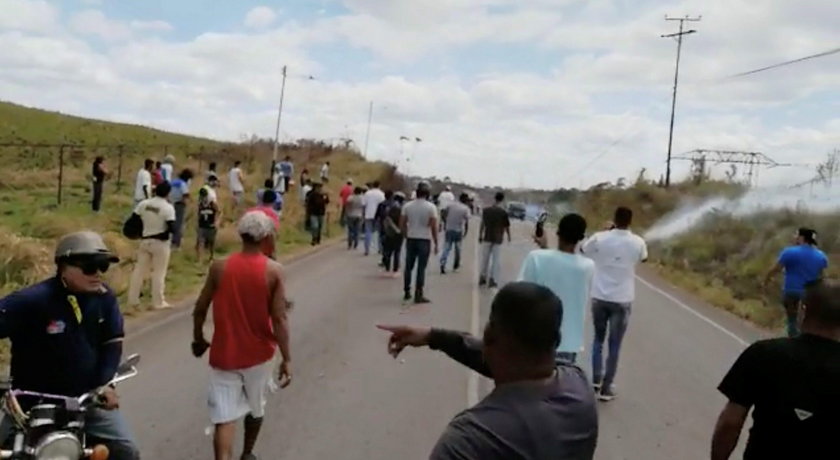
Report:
591,299,631,389
1,408,139,460
782,291,802,337
346,217,361,249
309,215,324,244
382,235,404,272
172,201,186,247
404,238,431,294
479,242,501,281
364,219,377,255
440,230,463,270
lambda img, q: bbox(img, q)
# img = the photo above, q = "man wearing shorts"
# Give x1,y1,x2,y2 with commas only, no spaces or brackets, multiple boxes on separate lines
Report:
764,227,828,337
192,211,292,460
197,187,222,262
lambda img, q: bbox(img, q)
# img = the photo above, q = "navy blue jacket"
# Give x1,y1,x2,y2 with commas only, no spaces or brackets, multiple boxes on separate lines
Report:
0,278,124,397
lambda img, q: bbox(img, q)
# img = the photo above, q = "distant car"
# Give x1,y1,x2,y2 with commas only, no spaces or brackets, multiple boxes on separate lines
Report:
507,202,527,220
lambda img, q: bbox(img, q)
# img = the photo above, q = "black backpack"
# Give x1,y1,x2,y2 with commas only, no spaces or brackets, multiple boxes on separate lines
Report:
122,213,143,240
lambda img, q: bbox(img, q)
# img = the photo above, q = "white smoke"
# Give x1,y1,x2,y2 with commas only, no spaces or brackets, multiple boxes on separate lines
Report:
644,185,840,241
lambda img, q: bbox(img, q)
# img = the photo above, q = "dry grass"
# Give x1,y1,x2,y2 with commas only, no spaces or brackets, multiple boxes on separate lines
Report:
0,144,392,313
575,180,840,331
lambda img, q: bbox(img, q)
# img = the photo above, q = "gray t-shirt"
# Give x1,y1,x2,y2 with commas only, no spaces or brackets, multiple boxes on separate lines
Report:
445,202,470,232
345,194,364,219
401,199,438,240
427,330,598,460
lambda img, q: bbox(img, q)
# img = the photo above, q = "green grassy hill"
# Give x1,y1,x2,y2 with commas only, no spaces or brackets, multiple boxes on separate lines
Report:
0,101,395,312
0,101,220,147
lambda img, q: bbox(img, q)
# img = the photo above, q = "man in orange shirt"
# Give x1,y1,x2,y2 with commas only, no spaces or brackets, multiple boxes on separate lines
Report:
339,179,354,226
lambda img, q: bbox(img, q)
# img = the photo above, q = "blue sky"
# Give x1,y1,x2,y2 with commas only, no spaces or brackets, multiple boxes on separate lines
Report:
1,0,838,188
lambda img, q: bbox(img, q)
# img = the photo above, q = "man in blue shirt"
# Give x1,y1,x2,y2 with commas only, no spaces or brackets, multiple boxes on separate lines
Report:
275,156,294,192
765,227,828,337
0,232,139,459
518,213,595,363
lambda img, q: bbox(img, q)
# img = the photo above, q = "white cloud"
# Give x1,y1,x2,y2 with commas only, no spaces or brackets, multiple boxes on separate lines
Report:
0,1,837,189
244,6,278,30
69,9,132,41
130,20,174,33
0,0,59,33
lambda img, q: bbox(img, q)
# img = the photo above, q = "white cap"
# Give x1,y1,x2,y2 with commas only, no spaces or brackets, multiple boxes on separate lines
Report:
238,211,275,241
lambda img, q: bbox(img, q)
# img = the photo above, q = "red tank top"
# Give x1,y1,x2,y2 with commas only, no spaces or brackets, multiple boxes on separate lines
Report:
209,252,276,370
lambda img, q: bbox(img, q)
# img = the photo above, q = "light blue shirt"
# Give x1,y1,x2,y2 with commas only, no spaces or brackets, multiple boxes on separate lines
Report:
518,250,595,354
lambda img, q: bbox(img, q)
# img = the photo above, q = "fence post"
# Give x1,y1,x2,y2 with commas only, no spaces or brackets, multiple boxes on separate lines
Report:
116,144,124,191
57,144,66,205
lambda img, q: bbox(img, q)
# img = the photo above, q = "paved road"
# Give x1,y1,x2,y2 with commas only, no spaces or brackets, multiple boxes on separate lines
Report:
121,221,761,459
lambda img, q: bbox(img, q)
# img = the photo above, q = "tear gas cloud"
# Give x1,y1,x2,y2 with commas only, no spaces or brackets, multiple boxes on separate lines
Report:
644,186,840,241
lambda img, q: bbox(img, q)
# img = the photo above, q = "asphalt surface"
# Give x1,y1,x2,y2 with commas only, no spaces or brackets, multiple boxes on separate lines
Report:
120,221,761,459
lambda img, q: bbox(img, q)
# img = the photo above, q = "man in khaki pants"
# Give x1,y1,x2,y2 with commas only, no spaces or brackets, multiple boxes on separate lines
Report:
128,181,176,310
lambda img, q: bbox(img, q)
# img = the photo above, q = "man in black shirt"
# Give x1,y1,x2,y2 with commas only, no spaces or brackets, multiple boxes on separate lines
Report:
91,156,108,212
306,182,329,245
712,278,840,460
479,192,511,288
378,282,597,459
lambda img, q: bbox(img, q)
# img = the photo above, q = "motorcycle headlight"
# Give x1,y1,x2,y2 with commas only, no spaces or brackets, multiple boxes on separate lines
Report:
34,432,82,460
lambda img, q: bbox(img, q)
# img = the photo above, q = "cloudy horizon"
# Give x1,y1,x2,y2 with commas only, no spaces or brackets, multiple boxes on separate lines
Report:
1,0,838,189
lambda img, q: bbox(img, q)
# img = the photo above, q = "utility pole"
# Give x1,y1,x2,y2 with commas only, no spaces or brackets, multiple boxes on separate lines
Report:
363,101,373,158
661,15,701,188
271,65,288,167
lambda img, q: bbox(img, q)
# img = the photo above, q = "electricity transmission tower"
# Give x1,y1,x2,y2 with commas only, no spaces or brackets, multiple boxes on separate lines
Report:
661,15,701,188
672,149,789,187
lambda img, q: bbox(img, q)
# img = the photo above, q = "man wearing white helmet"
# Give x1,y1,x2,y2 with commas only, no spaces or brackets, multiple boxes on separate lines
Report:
0,232,140,459
192,211,293,460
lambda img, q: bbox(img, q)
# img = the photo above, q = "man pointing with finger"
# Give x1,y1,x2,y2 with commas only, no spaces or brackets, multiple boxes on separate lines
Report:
192,211,293,460
378,282,597,459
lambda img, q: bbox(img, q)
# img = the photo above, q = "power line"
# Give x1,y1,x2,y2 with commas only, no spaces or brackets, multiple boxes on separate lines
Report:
727,46,840,79
661,14,701,188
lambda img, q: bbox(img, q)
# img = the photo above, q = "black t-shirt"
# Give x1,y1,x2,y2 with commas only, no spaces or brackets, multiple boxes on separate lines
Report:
306,192,328,216
481,205,510,244
92,161,105,183
718,334,840,459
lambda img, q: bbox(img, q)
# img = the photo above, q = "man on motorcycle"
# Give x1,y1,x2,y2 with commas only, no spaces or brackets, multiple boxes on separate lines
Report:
0,231,140,460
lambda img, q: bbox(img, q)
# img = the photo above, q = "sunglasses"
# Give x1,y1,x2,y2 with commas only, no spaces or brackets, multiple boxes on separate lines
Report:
66,257,112,275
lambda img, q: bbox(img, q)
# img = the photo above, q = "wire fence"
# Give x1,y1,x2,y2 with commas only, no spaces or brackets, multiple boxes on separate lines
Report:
0,142,236,205
0,139,353,206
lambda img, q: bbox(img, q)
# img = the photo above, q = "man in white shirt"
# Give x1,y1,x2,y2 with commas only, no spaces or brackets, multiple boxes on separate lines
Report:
127,182,177,311
229,161,245,206
161,154,175,183
400,183,439,304
320,161,330,183
437,185,456,232
134,159,154,206
581,206,648,402
362,181,386,256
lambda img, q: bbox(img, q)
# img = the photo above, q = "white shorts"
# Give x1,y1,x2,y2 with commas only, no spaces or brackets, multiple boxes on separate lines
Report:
208,360,275,424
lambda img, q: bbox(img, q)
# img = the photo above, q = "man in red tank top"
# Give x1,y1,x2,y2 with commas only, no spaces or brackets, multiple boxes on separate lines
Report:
191,211,292,460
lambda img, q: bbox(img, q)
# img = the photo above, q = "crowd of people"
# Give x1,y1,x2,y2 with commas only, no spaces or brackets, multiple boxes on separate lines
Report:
0,153,836,460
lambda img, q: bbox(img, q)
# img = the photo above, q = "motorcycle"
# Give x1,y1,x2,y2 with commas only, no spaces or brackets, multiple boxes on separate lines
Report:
0,354,140,460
